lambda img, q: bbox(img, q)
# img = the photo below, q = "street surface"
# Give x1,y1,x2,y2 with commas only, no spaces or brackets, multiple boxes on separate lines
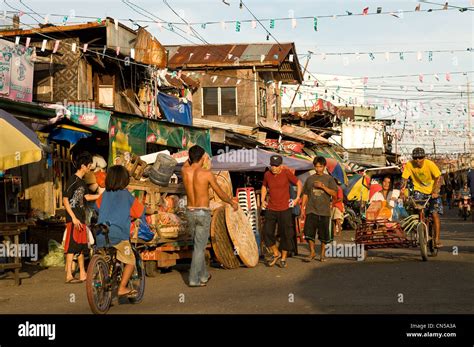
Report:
0,208,472,314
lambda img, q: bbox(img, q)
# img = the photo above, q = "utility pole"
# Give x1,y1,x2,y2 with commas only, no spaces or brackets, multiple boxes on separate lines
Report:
289,53,311,112
467,75,472,157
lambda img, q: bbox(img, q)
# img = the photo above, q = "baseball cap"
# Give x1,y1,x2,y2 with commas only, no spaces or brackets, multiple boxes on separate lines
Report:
270,155,283,167
412,147,425,159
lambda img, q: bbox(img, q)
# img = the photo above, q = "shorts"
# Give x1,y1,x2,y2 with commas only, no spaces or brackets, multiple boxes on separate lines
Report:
332,207,344,220
113,240,136,265
413,191,443,215
64,222,89,254
304,214,332,244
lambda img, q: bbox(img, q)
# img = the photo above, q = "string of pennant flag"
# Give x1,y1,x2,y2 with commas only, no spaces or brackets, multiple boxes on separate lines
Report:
0,2,471,33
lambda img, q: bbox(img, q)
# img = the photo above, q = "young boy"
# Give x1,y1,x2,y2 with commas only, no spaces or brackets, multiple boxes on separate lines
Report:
301,156,338,262
63,152,100,283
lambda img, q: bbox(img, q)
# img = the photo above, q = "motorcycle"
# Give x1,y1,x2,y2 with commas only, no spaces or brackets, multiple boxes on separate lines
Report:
343,200,362,231
460,195,471,221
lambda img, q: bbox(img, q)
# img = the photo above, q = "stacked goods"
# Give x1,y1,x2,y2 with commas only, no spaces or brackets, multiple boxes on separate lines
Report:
156,212,186,239
148,153,178,187
236,188,261,255
154,194,188,239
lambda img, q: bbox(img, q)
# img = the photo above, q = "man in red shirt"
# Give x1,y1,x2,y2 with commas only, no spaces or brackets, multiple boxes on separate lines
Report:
261,155,303,268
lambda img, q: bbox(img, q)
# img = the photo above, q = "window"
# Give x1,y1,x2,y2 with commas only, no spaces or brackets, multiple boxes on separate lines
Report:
221,87,237,115
202,87,237,116
203,87,218,115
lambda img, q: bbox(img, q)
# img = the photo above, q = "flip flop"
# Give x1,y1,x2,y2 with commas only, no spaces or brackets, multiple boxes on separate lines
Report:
303,255,316,263
118,289,138,297
65,278,82,284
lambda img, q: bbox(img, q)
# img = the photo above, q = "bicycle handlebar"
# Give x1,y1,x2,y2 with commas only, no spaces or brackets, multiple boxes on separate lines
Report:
408,197,431,210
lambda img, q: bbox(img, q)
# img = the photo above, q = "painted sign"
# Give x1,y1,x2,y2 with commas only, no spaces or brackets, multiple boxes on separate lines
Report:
265,139,305,153
0,39,34,102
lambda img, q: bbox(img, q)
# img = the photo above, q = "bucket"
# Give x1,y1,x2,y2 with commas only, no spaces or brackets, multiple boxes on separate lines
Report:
148,153,178,187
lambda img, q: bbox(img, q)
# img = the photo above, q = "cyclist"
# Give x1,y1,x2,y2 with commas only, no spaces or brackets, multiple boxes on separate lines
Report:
401,148,443,248
94,165,144,297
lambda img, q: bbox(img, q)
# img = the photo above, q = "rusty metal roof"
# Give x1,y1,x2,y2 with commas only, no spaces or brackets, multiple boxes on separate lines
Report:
166,42,303,83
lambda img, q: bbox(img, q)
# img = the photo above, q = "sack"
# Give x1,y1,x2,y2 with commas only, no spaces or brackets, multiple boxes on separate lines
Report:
40,240,65,267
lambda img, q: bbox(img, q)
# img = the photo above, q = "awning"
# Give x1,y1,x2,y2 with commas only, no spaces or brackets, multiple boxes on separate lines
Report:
0,109,42,170
67,106,112,132
48,124,91,145
210,148,314,172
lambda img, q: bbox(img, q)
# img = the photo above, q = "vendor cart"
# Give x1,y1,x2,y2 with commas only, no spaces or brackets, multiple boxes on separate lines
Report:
127,179,211,277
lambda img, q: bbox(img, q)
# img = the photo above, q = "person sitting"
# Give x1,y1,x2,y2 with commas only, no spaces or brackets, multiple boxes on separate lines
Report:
370,176,400,207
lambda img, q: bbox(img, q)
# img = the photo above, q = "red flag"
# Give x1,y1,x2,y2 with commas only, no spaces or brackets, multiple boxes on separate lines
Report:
415,4,421,11
446,73,451,82
362,7,369,15
419,74,424,83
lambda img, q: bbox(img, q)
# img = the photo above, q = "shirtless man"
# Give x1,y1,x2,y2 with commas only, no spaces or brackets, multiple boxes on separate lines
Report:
182,145,238,287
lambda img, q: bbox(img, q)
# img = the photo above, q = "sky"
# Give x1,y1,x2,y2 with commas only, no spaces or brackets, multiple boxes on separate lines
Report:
1,0,473,154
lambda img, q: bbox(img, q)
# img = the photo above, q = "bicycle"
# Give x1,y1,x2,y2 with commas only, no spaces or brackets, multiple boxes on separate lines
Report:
85,223,145,314
408,197,438,261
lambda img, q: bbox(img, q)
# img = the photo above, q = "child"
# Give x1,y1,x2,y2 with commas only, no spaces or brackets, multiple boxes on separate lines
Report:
332,180,344,236
95,165,144,297
63,152,100,284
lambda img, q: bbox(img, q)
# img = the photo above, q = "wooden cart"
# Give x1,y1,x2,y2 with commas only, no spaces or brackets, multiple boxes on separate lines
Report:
127,179,211,277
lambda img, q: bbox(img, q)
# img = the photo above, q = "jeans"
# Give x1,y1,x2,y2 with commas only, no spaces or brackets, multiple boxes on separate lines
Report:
186,208,211,285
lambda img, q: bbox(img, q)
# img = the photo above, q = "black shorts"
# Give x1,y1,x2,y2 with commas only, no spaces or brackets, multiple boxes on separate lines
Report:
303,214,332,244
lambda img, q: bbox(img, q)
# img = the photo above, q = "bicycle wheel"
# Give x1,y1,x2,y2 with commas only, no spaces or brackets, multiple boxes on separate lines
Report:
417,222,428,262
427,224,438,257
128,249,145,304
86,255,112,314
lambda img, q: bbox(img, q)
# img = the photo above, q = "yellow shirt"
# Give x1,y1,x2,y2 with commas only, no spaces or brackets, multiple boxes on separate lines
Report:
402,159,441,195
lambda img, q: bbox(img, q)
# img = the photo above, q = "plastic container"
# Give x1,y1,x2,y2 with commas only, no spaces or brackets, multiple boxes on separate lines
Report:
148,153,178,187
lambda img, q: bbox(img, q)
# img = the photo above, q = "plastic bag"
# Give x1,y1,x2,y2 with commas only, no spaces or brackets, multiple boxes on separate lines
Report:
132,214,155,242
392,205,409,221
40,240,65,267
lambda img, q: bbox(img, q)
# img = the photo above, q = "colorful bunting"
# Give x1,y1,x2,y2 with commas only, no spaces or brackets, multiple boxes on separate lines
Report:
313,17,318,31
270,19,275,29
235,21,241,32
362,7,369,15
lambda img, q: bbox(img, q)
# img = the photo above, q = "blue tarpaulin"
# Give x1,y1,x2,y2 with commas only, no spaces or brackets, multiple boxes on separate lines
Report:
48,125,91,145
157,92,192,126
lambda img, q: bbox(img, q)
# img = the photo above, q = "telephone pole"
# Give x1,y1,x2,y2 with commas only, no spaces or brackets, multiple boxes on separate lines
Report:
467,75,472,156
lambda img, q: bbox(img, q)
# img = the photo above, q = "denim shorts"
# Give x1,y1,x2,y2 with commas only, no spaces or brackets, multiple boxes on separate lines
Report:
413,191,443,215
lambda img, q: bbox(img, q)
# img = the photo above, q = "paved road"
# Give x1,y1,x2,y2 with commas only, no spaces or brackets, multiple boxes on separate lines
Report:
0,208,473,314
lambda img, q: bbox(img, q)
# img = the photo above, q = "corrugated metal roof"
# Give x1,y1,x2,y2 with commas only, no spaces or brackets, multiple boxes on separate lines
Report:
165,43,303,83
167,43,289,66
